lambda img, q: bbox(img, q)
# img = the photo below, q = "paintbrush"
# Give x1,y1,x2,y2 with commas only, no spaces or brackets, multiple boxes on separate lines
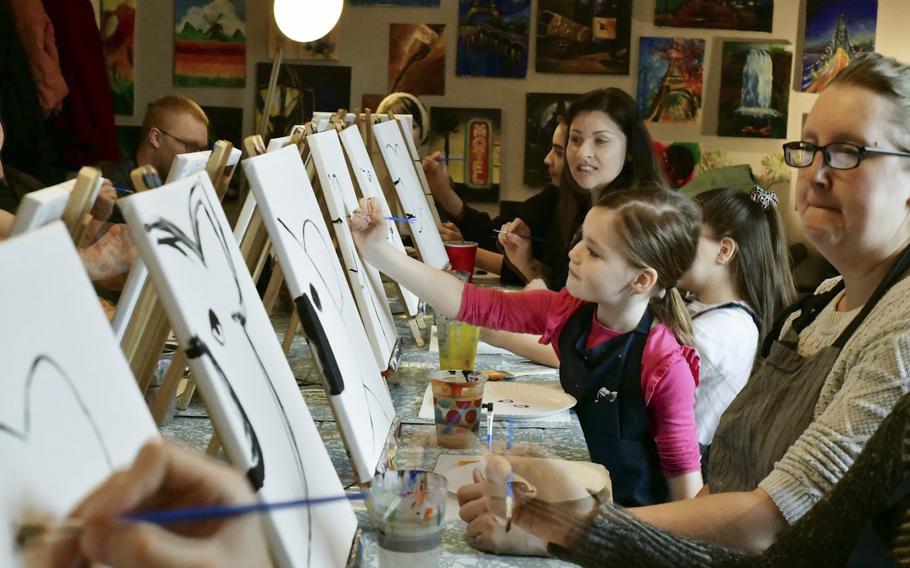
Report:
492,229,546,243
16,492,368,550
384,215,416,224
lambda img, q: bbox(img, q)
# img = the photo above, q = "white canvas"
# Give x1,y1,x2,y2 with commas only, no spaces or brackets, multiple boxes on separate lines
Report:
166,148,243,184
267,135,292,153
242,146,396,483
120,173,357,568
8,180,74,237
0,222,158,567
232,190,257,244
372,119,449,269
307,129,398,369
339,123,420,317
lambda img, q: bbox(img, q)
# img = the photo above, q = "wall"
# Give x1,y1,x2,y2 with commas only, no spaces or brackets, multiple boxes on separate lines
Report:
118,0,910,259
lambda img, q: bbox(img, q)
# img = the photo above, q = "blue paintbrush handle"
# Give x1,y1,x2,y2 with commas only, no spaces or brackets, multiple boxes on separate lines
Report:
122,492,368,525
385,215,415,224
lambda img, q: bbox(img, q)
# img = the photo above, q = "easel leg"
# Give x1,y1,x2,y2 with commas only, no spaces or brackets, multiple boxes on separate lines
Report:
177,377,197,410
408,318,424,347
206,429,222,457
150,348,188,426
282,307,300,355
261,262,284,315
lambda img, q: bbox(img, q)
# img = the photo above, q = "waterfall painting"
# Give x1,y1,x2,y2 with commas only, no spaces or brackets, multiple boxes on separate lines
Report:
535,0,632,75
801,0,878,93
655,0,773,32
717,42,791,139
456,0,531,78
636,37,705,124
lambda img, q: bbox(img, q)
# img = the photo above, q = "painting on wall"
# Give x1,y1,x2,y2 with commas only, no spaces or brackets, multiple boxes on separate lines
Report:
717,42,791,139
350,0,440,5
636,37,705,124
389,24,446,95
653,141,700,188
174,0,246,87
254,63,351,142
456,0,531,78
801,0,877,93
655,0,773,32
524,92,579,187
535,0,632,74
428,107,501,202
101,0,135,115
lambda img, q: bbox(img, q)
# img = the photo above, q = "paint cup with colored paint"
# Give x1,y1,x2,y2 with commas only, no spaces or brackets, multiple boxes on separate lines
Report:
431,375,486,449
437,314,480,372
370,470,447,567
443,240,478,283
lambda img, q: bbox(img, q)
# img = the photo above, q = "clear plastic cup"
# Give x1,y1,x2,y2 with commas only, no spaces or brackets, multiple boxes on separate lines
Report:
431,375,486,449
371,470,447,567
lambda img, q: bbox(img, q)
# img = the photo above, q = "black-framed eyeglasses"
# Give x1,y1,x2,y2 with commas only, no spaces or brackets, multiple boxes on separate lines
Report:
782,141,910,170
158,128,208,153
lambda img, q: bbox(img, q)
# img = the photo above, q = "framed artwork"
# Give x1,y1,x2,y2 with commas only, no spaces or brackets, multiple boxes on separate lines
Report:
428,107,501,202
121,173,359,566
174,0,246,87
389,24,446,95
653,141,700,188
456,0,530,78
717,42,791,139
101,0,135,115
524,93,579,187
307,129,399,369
655,0,773,32
372,120,450,269
636,37,705,124
535,0,632,74
339,123,420,316
801,0,877,93
254,63,351,142
242,147,397,483
0,223,158,567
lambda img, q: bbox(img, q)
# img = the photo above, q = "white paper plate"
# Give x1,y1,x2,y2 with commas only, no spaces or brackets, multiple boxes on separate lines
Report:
443,457,608,502
484,382,576,420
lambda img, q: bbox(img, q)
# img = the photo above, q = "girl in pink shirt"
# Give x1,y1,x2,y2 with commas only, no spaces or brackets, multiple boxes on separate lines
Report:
353,186,704,505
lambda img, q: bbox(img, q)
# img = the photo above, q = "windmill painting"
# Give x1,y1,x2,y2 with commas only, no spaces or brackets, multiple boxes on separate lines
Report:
174,0,247,87
801,0,878,93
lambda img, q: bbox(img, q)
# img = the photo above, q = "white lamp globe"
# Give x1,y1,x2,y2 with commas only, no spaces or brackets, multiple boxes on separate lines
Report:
273,0,343,43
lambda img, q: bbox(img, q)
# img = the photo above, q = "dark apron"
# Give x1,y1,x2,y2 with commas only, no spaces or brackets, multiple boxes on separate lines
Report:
559,304,669,506
690,301,760,482
709,245,910,493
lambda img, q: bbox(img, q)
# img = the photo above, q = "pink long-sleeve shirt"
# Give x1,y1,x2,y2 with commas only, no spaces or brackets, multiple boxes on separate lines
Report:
458,285,702,476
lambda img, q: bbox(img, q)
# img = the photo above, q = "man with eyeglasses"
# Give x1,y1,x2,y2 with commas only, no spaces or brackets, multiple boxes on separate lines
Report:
782,140,910,170
103,95,210,193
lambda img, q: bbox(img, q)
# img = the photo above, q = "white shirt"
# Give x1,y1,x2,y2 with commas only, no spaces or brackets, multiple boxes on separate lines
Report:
688,300,760,446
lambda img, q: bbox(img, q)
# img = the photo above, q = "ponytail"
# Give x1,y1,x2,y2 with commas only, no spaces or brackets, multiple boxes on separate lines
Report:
651,287,696,347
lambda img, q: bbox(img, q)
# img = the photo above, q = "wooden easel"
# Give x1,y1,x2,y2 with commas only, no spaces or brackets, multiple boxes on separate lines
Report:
62,167,103,244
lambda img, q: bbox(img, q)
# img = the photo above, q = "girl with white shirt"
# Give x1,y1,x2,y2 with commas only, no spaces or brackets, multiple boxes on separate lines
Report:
678,186,796,469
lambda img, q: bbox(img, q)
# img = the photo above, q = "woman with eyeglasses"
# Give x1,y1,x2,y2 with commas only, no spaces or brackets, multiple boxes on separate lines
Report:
457,52,910,563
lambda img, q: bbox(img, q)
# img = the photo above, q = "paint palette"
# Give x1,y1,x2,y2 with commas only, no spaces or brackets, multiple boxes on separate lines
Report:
485,382,576,420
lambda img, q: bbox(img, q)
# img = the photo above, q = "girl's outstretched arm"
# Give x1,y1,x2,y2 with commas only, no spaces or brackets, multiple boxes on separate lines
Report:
351,197,464,318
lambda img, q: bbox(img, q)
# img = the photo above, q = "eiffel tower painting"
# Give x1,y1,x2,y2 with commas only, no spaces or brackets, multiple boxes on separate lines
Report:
636,37,705,124
801,0,878,93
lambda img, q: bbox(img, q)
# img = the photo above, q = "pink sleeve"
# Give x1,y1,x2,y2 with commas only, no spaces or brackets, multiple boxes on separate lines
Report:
641,328,701,476
457,284,560,336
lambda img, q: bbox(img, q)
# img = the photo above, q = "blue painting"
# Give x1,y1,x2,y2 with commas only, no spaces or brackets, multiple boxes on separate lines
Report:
655,0,772,32
801,0,877,93
636,37,704,124
456,0,531,78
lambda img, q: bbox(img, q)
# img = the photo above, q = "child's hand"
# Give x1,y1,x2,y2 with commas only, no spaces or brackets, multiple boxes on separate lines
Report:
350,197,388,258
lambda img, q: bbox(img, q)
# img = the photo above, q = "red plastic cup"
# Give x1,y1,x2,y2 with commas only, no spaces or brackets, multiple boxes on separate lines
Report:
444,240,478,282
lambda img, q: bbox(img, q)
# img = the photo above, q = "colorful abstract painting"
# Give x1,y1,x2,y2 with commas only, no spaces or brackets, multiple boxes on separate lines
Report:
535,0,632,74
389,24,446,95
428,107,501,202
801,0,877,93
174,0,246,87
456,0,531,78
524,92,580,187
655,0,773,32
254,63,351,141
653,141,700,188
717,42,791,139
101,0,135,115
636,37,705,124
